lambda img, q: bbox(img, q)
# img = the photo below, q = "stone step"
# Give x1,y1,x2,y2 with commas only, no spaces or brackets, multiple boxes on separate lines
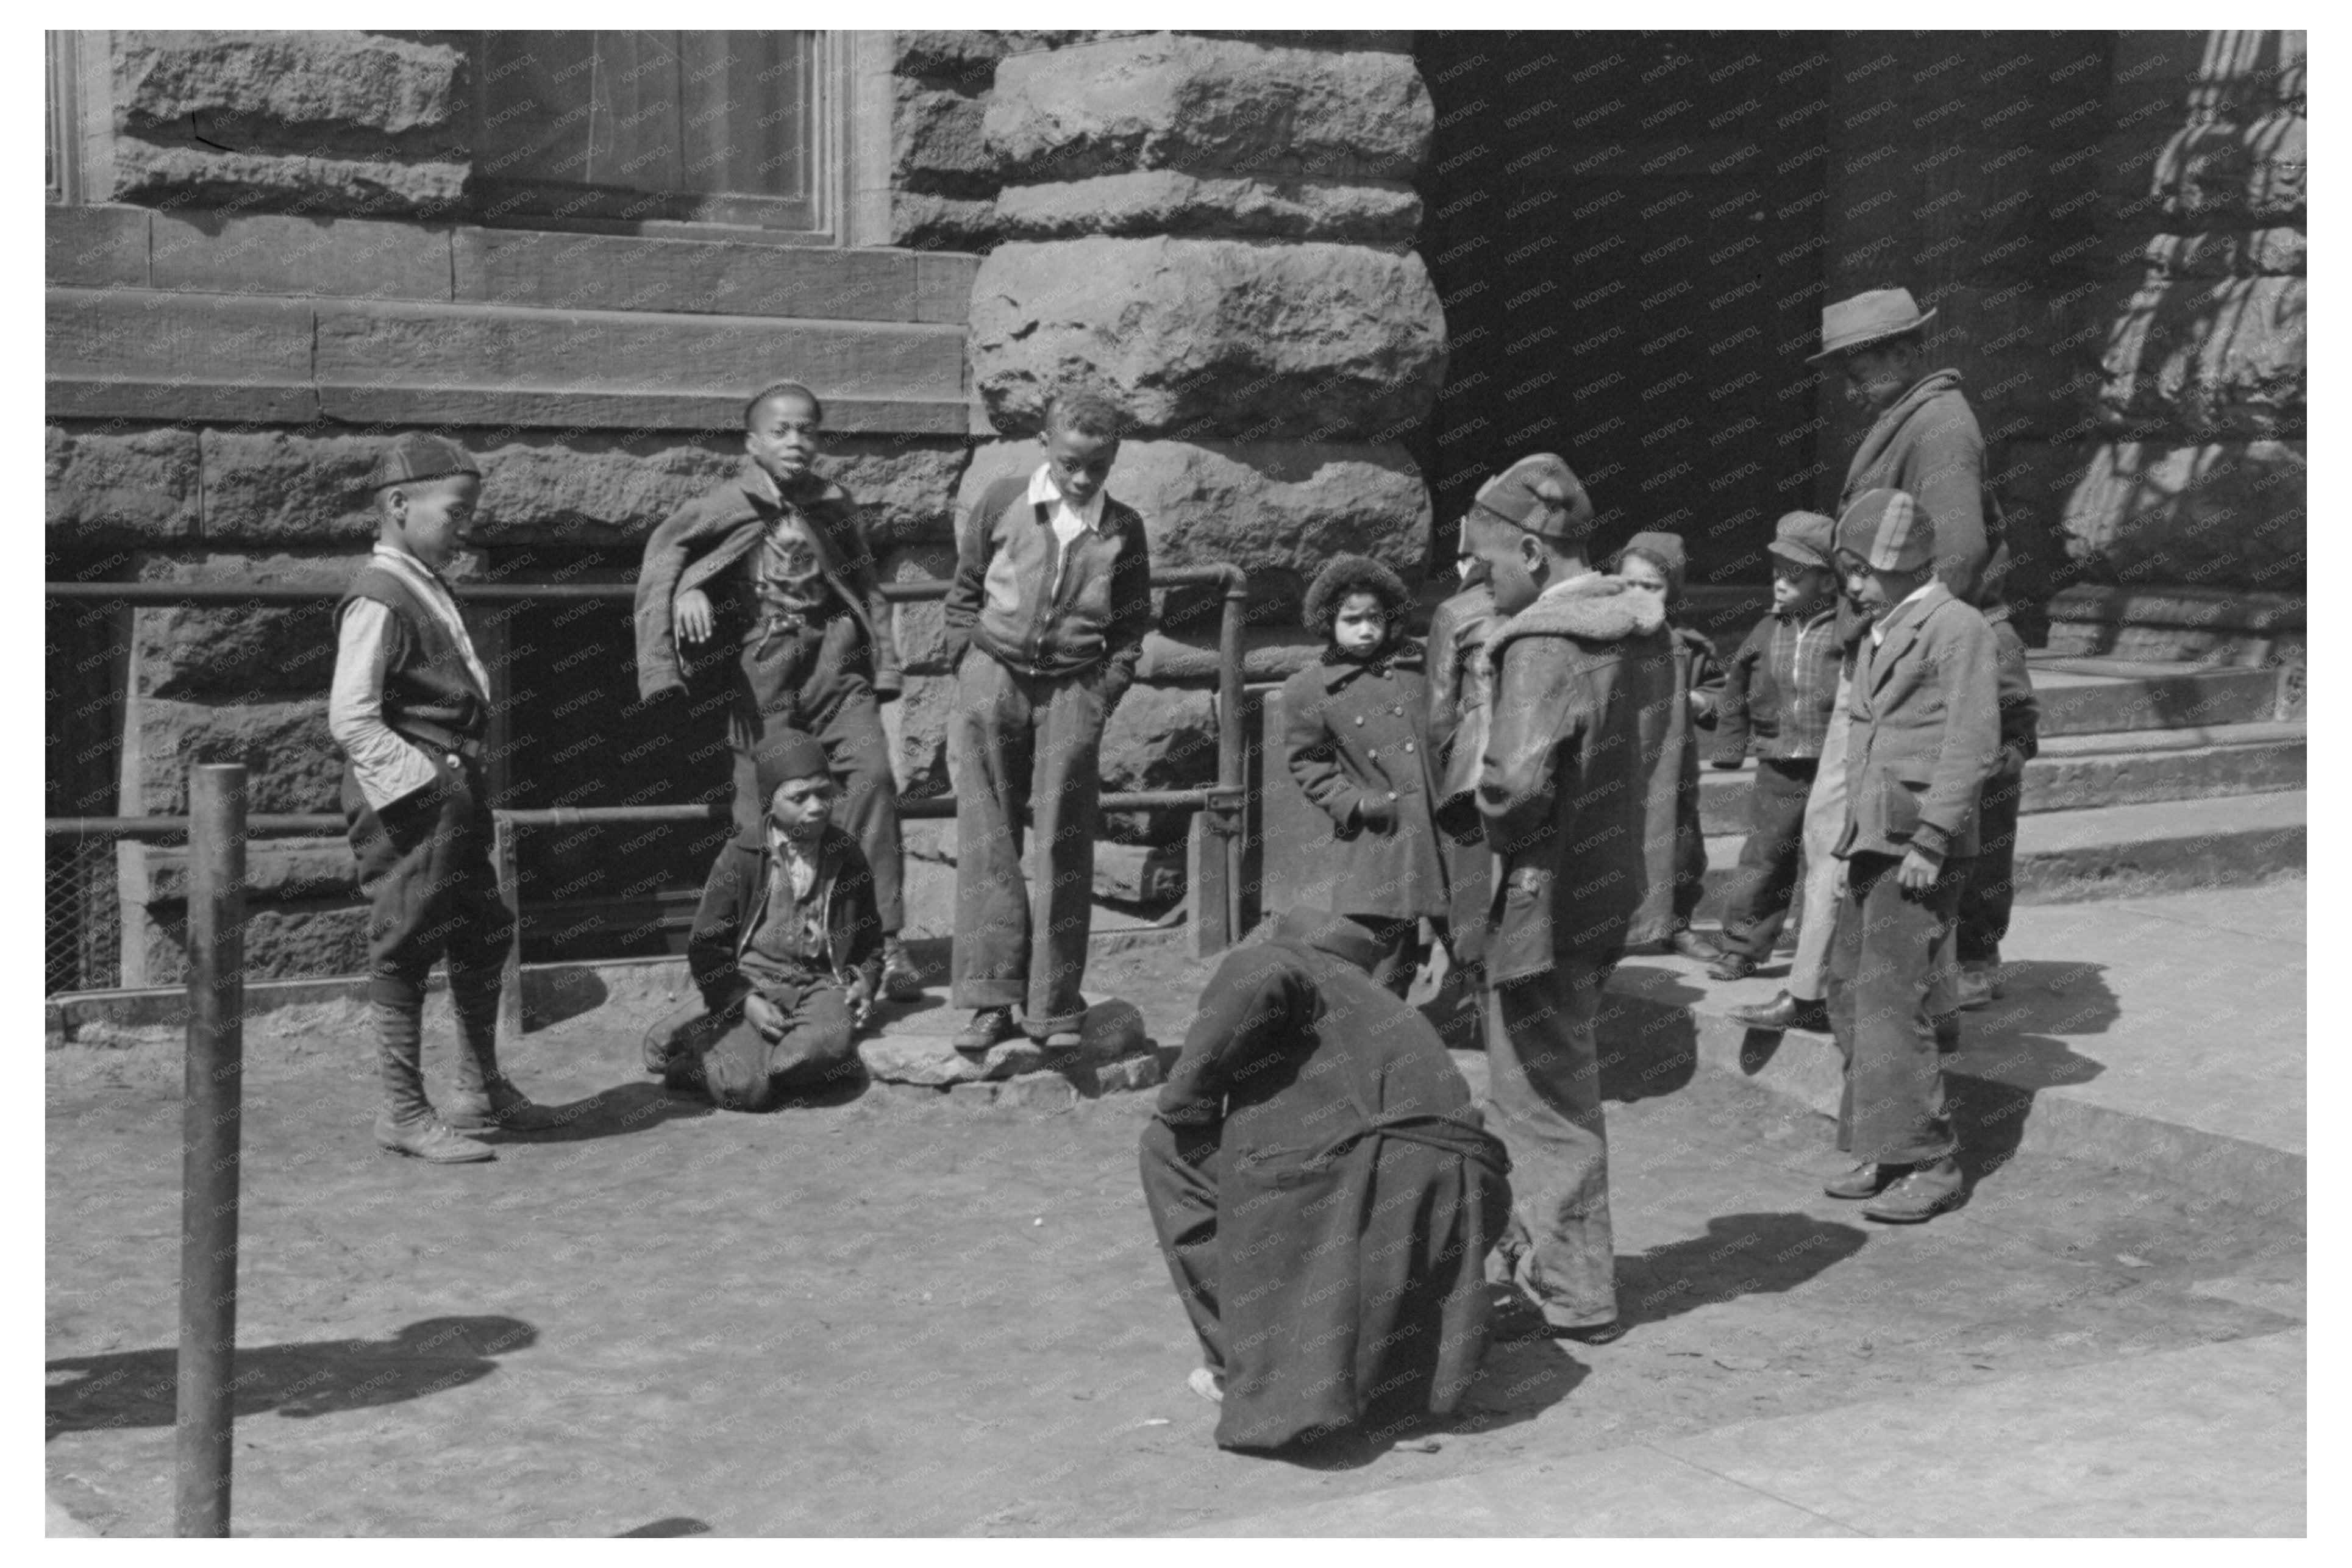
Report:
1692,788,2304,919
1697,719,2306,833
2024,657,2281,735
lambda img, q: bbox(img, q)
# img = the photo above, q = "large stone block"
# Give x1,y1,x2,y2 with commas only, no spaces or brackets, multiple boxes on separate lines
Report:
2099,275,2305,440
133,598,339,700
198,429,381,544
46,424,201,547
115,31,466,141
969,237,1445,442
829,438,971,549
2142,227,2307,279
2136,112,2308,224
888,670,958,799
953,438,1431,619
471,435,737,546
891,30,1009,87
137,904,369,987
1098,683,1217,845
987,34,1430,182
107,140,470,218
882,545,960,675
2049,440,2306,591
894,81,996,196
888,192,1001,251
2104,30,2303,130
995,171,1420,244
136,696,341,816
126,836,355,905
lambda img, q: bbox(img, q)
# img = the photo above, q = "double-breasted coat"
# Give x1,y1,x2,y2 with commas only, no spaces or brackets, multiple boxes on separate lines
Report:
1279,644,1449,922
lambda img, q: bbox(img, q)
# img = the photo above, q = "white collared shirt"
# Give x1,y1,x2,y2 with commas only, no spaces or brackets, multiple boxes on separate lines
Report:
1870,579,1937,645
768,822,819,902
327,541,491,811
1028,463,1107,599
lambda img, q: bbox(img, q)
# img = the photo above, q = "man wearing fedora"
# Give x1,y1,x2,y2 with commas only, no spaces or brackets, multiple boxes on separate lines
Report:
1731,286,2037,1033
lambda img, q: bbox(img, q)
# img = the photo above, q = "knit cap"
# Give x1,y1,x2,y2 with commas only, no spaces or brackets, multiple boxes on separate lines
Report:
1834,489,1936,572
366,432,480,491
1470,454,1595,544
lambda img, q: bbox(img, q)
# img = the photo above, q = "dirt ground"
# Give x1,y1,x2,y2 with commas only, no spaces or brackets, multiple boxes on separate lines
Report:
46,943,2304,1537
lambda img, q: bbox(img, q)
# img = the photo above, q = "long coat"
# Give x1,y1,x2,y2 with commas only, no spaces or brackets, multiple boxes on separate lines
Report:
1279,645,1449,922
1838,583,2003,862
1841,368,2010,622
1142,907,1511,1450
1627,624,1725,946
1427,583,1503,960
1478,574,1677,981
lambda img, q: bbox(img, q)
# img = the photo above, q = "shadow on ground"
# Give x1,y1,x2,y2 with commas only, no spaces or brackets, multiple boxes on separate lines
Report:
46,1316,536,1438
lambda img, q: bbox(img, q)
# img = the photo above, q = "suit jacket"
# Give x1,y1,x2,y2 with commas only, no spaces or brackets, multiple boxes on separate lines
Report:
1837,582,2003,861
1477,574,1675,983
686,822,885,1011
633,460,900,702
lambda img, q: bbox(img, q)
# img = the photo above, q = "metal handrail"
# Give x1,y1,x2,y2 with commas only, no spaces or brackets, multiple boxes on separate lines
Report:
47,562,1255,953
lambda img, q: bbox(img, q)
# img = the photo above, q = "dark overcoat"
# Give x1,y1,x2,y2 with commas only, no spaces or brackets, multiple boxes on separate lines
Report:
1627,624,1725,946
1279,644,1448,922
1142,907,1511,1450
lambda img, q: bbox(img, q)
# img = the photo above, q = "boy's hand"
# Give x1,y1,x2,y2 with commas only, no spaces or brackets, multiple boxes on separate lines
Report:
743,992,785,1041
674,588,715,645
1686,690,1712,717
845,976,874,1031
1896,844,1943,891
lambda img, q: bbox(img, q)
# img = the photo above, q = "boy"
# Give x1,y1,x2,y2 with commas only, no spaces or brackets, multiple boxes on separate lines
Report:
1466,453,1676,1342
1706,510,1843,981
329,433,563,1163
1822,490,2001,1224
645,729,882,1112
942,390,1153,1052
633,381,921,1004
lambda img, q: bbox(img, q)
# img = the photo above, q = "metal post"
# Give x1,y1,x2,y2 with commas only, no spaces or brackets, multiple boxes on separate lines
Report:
494,814,523,1052
1217,568,1250,945
176,764,246,1537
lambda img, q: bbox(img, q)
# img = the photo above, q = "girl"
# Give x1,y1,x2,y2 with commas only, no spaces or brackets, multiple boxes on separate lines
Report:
1278,555,1449,997
1611,532,1728,961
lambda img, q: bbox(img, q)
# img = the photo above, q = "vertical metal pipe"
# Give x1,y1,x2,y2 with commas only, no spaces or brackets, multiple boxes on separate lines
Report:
494,814,523,1052
176,764,246,1537
1218,568,1250,945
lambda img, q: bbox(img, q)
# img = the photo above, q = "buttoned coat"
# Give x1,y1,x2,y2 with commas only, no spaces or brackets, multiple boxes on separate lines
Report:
1837,582,2003,861
1478,575,1676,983
1280,644,1448,922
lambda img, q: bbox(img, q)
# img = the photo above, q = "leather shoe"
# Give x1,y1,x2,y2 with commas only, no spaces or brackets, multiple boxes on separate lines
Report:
953,1007,1019,1054
445,1080,568,1133
1707,950,1757,982
1823,1161,1899,1200
1727,990,1829,1032
374,1113,494,1163
1954,963,1998,1011
1553,1318,1629,1345
1669,928,1726,962
1863,1159,1965,1223
878,936,926,1003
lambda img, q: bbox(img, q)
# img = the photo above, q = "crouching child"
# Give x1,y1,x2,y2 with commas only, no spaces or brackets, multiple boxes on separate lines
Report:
644,730,883,1111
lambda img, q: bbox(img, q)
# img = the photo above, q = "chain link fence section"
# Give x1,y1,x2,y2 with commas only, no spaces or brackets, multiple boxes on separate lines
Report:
46,834,124,996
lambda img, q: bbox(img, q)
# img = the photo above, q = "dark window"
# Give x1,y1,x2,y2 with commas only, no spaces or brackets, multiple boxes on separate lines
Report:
474,32,818,231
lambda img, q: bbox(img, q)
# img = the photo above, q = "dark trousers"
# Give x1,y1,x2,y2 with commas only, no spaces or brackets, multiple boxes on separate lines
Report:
1717,757,1819,961
1828,851,1969,1166
1958,766,2023,964
729,616,904,935
1673,767,1708,927
949,652,1106,1035
1482,958,1616,1328
1139,1116,1228,1372
665,967,856,1113
343,754,512,1009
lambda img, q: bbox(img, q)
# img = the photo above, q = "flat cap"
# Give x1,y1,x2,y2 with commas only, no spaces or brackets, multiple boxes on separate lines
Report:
1470,453,1595,544
367,432,480,491
1834,488,1936,573
1766,510,1838,571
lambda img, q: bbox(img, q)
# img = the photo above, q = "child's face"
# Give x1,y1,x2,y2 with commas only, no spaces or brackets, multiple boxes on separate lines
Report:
1771,561,1833,613
1842,556,1925,619
746,391,824,485
1332,592,1388,657
1616,553,1669,606
1040,422,1119,507
386,474,482,571
768,774,837,842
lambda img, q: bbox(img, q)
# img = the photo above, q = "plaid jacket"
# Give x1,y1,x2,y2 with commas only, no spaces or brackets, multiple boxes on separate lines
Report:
1714,604,1842,764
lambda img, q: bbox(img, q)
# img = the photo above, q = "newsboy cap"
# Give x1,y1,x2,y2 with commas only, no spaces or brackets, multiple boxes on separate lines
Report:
752,729,835,807
1469,454,1595,544
1834,489,1937,573
1805,287,1938,364
367,432,481,491
1766,510,1838,571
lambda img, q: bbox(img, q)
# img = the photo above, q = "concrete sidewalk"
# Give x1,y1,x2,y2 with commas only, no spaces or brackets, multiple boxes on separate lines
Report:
1188,1328,2306,1536
1602,878,2307,1204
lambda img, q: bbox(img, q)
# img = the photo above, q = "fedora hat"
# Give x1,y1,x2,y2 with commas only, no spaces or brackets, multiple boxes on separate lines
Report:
1805,287,1937,364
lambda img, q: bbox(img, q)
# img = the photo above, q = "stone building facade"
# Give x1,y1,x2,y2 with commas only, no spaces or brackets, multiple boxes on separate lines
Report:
45,29,2303,989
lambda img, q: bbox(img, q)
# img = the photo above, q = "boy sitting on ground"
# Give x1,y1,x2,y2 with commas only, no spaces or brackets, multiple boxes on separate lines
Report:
645,730,882,1112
